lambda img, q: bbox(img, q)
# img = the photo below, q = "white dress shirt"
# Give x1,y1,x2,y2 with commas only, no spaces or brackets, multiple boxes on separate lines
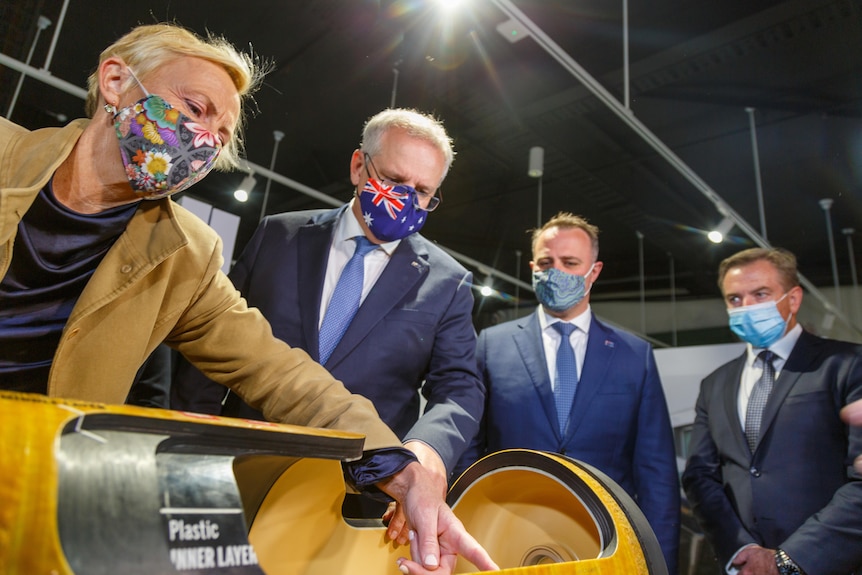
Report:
318,201,399,329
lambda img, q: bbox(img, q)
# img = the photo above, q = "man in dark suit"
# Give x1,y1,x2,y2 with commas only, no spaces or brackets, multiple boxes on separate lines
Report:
172,109,484,530
682,248,862,575
456,212,680,574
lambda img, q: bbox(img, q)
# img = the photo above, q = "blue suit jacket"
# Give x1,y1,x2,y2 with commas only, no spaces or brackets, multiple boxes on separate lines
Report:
172,206,484,473
682,331,862,575
457,310,680,574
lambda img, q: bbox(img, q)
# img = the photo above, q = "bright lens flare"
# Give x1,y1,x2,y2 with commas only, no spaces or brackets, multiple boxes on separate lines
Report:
434,0,465,14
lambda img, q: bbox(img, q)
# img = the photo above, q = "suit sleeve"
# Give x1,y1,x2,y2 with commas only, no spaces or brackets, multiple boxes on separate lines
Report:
451,327,490,481
401,270,485,476
633,346,681,575
780,352,862,575
682,375,757,564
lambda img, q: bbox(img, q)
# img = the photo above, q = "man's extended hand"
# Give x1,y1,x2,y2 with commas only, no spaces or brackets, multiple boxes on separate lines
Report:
384,441,449,545
377,461,499,574
732,545,778,575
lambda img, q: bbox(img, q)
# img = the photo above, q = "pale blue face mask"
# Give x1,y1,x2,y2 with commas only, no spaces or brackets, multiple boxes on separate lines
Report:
532,265,595,313
727,292,790,348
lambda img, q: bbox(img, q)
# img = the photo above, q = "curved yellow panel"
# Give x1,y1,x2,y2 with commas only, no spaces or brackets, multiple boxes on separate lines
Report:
250,450,664,575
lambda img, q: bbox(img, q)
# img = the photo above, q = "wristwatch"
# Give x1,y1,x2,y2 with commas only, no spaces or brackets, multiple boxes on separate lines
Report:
775,549,804,575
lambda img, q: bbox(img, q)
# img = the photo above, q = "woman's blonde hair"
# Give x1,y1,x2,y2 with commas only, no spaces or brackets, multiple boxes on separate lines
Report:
86,23,265,170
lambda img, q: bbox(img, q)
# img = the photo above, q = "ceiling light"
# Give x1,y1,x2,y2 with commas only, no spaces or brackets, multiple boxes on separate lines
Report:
435,0,465,14
234,173,257,202
528,146,544,178
707,216,734,244
480,285,493,297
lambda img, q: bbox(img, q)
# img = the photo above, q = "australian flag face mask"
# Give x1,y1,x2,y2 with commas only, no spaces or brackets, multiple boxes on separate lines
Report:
356,153,432,242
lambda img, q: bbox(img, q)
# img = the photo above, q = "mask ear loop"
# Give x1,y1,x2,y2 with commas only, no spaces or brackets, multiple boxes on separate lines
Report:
106,67,149,118
352,151,369,201
582,262,597,298
125,67,150,97
774,290,793,324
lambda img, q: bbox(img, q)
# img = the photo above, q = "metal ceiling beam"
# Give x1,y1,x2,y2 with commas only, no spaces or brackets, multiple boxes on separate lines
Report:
489,0,860,337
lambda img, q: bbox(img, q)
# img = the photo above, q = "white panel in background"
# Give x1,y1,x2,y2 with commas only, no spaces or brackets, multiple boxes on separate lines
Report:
655,342,745,429
177,196,212,223
208,209,240,274
177,197,240,274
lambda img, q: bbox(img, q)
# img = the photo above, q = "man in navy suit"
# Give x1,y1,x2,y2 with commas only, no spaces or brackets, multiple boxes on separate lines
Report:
682,248,862,575
456,212,680,574
172,109,484,533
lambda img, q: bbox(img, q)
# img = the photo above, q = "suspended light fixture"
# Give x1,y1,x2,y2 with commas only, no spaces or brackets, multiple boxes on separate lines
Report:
234,173,257,202
528,146,544,228
260,130,286,221
707,217,734,244
528,146,544,178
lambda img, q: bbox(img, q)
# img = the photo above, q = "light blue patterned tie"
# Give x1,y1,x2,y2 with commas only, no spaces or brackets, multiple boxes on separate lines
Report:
318,236,377,365
745,350,776,452
552,322,578,434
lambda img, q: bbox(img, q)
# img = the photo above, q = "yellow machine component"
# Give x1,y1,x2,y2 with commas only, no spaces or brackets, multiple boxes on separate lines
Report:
249,450,665,575
0,391,665,575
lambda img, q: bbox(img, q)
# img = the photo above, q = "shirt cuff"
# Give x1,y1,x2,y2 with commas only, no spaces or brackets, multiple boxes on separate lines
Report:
726,544,758,575
342,447,419,502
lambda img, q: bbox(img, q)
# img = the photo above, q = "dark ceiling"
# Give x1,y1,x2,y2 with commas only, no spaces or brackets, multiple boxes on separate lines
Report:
3,0,861,327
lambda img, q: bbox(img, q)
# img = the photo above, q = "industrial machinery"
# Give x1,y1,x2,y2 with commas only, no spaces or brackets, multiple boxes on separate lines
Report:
0,391,665,574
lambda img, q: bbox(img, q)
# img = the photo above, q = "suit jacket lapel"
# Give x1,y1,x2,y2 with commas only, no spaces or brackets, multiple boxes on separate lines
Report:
297,209,341,362
565,316,614,440
513,312,561,440
324,233,428,368
756,331,816,451
722,354,750,456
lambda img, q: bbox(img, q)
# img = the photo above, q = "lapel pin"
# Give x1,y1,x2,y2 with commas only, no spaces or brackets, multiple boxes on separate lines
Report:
604,340,615,348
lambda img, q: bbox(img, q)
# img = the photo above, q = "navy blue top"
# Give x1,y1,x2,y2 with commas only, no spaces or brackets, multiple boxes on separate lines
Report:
0,182,138,393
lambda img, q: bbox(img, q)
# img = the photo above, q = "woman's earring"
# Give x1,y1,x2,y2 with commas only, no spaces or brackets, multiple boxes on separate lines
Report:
104,102,117,115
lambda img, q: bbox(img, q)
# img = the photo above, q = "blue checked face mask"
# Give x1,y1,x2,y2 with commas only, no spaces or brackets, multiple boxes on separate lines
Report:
532,265,595,313
727,292,790,348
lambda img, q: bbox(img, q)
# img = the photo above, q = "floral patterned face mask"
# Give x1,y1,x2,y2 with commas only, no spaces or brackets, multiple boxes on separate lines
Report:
112,69,222,200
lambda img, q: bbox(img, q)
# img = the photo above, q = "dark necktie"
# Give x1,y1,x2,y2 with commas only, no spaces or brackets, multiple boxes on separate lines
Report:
551,322,578,434
745,350,776,452
318,236,377,365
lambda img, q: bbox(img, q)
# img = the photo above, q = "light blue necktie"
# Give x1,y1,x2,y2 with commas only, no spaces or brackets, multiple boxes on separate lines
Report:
318,236,377,365
552,322,579,433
